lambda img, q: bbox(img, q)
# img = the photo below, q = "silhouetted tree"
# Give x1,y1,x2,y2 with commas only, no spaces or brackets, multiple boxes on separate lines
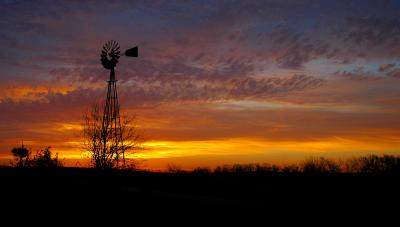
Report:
31,147,63,168
167,163,186,173
214,165,229,173
11,145,30,167
301,157,341,174
192,167,211,174
346,155,400,173
254,163,281,173
82,103,142,169
281,164,301,173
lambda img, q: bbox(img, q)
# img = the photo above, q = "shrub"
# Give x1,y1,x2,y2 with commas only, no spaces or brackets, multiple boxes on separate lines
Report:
301,157,341,174
31,147,63,168
282,164,301,173
192,167,211,174
346,155,400,173
167,163,185,173
11,145,30,167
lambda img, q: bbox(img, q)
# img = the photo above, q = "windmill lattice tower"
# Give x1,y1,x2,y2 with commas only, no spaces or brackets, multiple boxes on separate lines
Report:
99,40,138,168
100,40,124,168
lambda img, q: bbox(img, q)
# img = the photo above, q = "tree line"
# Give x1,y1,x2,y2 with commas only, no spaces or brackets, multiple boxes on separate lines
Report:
187,155,400,174
11,145,62,168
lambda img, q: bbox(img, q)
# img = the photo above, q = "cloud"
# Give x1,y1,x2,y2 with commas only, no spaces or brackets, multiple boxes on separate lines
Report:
334,67,382,81
379,63,396,72
2,0,400,78
387,69,400,79
0,73,323,129
332,16,400,60
133,99,400,142
0,84,76,103
275,41,330,69
111,74,323,107
345,17,400,47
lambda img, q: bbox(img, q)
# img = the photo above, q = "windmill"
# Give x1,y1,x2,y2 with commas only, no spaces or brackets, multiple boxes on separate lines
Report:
100,40,138,168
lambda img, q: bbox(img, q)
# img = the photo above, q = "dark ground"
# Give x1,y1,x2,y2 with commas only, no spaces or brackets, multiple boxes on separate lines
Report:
1,166,399,223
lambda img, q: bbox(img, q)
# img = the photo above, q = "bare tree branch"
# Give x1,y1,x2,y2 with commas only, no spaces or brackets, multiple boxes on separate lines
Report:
82,103,143,169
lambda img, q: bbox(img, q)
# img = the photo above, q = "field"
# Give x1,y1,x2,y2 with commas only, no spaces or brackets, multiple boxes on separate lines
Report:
1,166,399,222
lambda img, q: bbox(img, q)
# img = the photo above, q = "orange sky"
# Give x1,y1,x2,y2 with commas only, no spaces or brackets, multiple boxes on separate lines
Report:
1,92,400,170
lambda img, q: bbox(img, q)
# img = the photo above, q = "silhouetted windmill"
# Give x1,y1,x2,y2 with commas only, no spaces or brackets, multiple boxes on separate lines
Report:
100,40,138,168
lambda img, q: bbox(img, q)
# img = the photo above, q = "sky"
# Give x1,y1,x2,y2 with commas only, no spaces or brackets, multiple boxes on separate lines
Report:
1,0,400,170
